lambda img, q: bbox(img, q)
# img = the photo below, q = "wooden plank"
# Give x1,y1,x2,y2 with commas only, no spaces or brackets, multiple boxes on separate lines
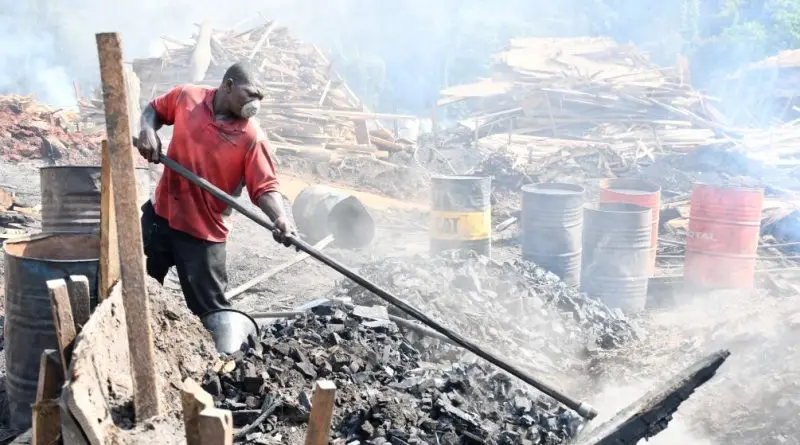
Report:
36,350,62,402
96,32,162,421
47,279,77,377
99,140,120,302
67,275,91,331
181,378,233,445
303,380,337,445
32,399,60,445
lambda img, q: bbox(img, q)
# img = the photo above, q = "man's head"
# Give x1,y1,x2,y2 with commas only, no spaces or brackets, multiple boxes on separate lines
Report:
219,62,264,119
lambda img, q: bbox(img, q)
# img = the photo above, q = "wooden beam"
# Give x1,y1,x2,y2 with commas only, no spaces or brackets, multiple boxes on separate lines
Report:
67,275,91,331
96,32,162,421
47,279,77,377
100,139,120,301
181,378,233,445
304,380,337,445
32,350,63,445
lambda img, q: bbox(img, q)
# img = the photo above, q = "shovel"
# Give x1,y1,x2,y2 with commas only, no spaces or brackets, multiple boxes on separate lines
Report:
135,140,598,420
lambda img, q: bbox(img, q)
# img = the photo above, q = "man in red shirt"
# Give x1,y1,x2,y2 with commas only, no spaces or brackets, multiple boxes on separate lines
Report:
135,62,296,317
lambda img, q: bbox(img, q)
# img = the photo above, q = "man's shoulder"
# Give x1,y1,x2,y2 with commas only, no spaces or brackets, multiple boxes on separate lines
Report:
242,119,269,148
171,84,214,103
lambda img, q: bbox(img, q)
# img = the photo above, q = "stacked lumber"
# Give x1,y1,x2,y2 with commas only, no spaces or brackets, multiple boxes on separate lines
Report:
127,19,415,159
439,37,728,174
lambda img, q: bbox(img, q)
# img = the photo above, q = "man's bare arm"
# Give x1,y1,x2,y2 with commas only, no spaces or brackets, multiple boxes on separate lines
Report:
256,191,287,222
140,104,165,132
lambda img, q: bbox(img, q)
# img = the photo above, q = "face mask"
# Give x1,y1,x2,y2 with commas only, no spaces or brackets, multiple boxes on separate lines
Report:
240,100,261,118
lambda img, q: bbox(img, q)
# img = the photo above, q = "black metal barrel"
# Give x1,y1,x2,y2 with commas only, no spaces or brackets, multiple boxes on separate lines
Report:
429,175,492,256
4,234,100,430
521,183,584,285
41,166,151,234
581,202,652,313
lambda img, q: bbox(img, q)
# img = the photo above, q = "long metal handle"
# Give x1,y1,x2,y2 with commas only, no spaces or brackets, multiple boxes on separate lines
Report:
155,153,597,420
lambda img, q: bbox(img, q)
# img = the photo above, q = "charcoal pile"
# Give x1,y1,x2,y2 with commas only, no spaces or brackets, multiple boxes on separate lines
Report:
327,251,640,379
204,303,582,444
0,95,101,163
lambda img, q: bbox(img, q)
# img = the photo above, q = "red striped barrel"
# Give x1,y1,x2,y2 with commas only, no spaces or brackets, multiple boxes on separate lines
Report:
598,179,661,277
685,183,764,289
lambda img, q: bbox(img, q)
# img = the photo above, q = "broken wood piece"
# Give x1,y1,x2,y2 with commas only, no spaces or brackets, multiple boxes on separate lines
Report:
353,120,371,146
66,275,91,331
96,31,162,421
48,279,77,377
99,140,120,301
36,350,63,402
190,20,213,82
249,21,276,60
32,400,60,445
304,380,337,445
33,350,63,445
181,378,233,445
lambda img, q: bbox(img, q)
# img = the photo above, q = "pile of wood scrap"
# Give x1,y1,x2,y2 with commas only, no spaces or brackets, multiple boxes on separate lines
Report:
439,37,729,176
0,95,102,163
0,184,39,238
124,19,415,160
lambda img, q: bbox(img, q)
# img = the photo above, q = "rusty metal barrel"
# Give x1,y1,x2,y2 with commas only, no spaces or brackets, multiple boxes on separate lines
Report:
598,178,661,276
429,175,492,256
4,234,100,430
685,183,764,289
40,166,150,234
581,203,652,313
292,185,375,248
521,183,584,285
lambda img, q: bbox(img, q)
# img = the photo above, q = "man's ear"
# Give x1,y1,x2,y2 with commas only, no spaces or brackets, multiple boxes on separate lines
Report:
223,78,233,91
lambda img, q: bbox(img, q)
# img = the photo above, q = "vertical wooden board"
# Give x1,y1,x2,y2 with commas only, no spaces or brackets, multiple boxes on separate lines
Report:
48,279,77,377
67,275,92,330
304,380,337,445
96,32,161,421
35,350,62,402
32,400,60,445
100,140,120,302
197,409,233,445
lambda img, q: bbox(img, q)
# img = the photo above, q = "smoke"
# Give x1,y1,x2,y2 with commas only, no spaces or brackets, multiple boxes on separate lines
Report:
586,287,800,444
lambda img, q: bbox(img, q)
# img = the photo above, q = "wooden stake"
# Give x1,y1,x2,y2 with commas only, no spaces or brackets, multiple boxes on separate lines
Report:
32,350,62,445
303,380,337,445
96,32,162,421
67,275,91,331
181,378,233,445
100,140,120,301
47,279,77,377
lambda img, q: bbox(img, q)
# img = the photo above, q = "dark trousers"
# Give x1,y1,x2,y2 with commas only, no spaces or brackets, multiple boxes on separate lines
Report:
140,201,230,317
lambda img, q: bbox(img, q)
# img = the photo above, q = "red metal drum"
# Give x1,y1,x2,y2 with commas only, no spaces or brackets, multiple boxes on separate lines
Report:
684,183,764,289
598,179,661,276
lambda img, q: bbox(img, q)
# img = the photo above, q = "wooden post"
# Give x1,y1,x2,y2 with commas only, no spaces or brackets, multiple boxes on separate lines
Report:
181,378,233,445
304,380,337,445
48,279,77,377
100,140,120,301
32,350,63,445
67,275,91,331
96,32,162,421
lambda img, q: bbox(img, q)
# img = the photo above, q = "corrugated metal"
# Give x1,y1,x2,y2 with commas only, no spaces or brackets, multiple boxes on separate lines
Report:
40,166,150,234
685,183,764,289
429,175,492,257
521,183,584,286
598,178,661,276
581,203,652,313
4,234,99,430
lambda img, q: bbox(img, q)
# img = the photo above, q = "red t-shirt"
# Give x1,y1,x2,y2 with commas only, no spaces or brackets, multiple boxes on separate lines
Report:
150,84,279,242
